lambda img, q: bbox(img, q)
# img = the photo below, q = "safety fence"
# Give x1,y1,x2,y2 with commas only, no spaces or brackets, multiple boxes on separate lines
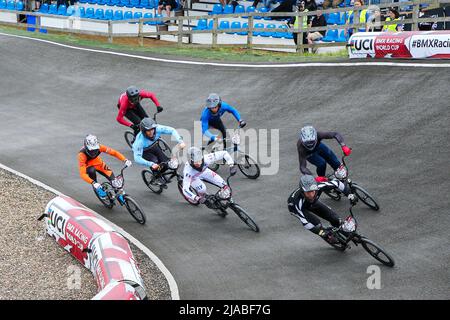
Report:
1,0,449,52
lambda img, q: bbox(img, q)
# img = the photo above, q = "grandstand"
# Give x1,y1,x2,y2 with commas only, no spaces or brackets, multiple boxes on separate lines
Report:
0,0,421,52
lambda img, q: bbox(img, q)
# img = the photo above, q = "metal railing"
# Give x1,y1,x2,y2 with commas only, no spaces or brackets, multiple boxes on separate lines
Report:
0,0,448,52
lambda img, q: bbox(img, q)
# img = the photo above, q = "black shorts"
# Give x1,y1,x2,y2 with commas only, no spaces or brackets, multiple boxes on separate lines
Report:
159,0,176,7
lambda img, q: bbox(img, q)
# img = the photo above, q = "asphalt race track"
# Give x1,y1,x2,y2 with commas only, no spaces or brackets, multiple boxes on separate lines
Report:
1,34,449,299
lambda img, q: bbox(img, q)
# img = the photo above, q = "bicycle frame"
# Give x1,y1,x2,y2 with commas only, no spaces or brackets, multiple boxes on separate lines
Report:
106,166,128,203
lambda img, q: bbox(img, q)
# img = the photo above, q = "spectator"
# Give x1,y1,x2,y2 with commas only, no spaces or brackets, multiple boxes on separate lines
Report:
252,0,277,10
345,0,369,37
304,0,317,11
289,0,311,51
307,9,326,53
158,0,177,17
366,7,382,32
322,0,343,10
382,7,400,32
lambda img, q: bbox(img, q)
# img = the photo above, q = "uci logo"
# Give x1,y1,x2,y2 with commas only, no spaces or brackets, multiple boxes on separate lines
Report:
48,208,67,236
351,38,374,52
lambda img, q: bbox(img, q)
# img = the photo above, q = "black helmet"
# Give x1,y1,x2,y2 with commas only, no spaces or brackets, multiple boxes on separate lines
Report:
299,125,318,151
206,93,221,109
126,86,140,104
139,117,157,136
299,175,319,192
84,134,100,158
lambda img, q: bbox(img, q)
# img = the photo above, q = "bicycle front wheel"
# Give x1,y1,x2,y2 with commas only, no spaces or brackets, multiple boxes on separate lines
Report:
94,183,114,209
229,204,259,232
237,154,260,179
124,195,146,225
124,131,135,149
360,237,395,267
142,169,163,194
353,184,380,211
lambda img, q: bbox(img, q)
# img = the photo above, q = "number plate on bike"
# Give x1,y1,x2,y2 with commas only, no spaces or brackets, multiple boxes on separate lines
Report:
112,176,124,189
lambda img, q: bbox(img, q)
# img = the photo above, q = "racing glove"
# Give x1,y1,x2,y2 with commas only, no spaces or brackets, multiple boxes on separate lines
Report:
341,145,352,156
348,193,358,205
124,159,132,168
157,106,163,113
239,120,247,128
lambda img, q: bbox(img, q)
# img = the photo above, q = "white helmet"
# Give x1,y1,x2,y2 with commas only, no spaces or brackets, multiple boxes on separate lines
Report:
84,134,100,158
188,147,203,166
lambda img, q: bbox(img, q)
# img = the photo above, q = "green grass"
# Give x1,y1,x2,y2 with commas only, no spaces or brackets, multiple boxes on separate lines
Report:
0,24,349,63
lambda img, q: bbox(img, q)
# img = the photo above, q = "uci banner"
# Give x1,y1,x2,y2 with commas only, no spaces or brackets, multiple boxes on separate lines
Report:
348,31,450,59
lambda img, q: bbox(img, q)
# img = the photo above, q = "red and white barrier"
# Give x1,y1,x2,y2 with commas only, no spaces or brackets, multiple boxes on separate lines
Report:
348,31,450,59
42,196,147,300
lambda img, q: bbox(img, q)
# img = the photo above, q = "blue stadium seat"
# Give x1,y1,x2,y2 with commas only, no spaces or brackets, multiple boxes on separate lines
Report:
207,19,213,29
260,7,270,20
134,11,142,19
150,0,158,9
234,5,244,15
140,0,150,8
155,13,164,25
124,10,133,20
243,5,255,18
66,5,75,16
94,8,104,19
265,23,276,37
223,4,233,14
219,20,230,30
87,0,97,4
253,22,264,36
104,9,114,20
143,12,152,24
57,5,67,15
321,29,338,42
195,18,207,30
39,3,48,13
327,12,338,25
6,0,14,10
48,4,57,14
78,0,88,3
97,0,107,5
84,7,94,18
272,24,284,38
16,1,24,11
120,0,130,7
237,22,248,36
77,7,85,17
338,12,347,25
337,30,347,42
113,10,123,20
210,4,223,15
230,21,241,34
110,0,120,5
130,0,140,7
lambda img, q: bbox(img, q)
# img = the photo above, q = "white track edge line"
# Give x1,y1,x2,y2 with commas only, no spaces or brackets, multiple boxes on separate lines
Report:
0,162,180,300
1,31,450,68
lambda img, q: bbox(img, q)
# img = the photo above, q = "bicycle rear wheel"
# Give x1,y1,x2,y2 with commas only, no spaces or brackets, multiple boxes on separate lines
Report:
177,180,200,206
142,169,163,194
229,204,259,232
124,131,135,149
123,195,146,225
353,184,380,211
237,154,260,179
360,237,395,267
94,183,114,209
